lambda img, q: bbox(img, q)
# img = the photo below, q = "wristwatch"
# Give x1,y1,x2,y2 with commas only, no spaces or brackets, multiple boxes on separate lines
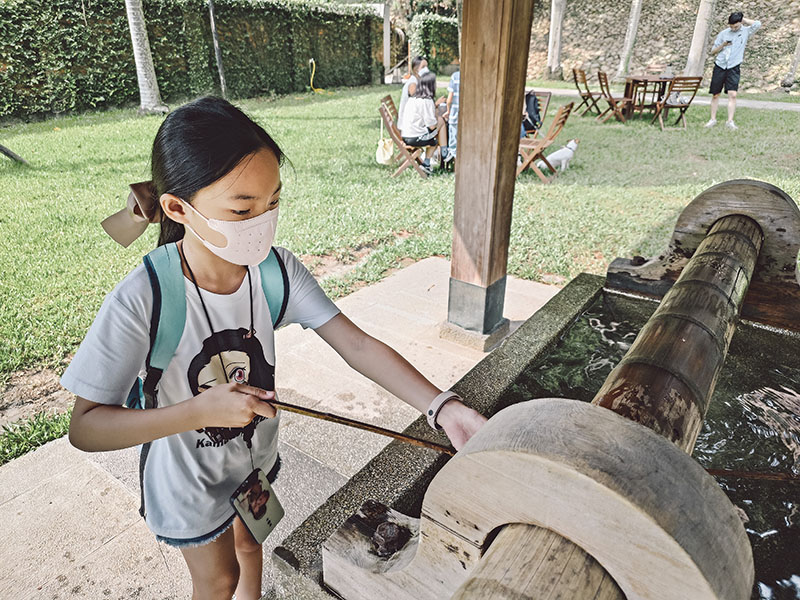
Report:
426,390,462,431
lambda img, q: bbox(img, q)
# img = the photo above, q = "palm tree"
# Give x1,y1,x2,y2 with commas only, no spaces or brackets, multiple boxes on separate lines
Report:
613,0,643,81
208,0,228,98
684,0,716,77
545,0,566,79
124,0,168,114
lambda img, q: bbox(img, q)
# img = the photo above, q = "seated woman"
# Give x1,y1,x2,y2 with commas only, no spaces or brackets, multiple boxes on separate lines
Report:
398,71,447,172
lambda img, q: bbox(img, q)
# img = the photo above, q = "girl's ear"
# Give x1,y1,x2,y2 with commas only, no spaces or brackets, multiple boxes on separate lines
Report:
160,193,188,225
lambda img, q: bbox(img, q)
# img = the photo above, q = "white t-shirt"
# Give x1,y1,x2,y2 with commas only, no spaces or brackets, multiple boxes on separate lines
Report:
398,75,418,125
60,246,339,539
399,97,437,139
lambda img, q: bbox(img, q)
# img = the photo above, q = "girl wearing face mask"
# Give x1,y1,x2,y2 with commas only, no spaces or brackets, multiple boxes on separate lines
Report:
62,96,486,600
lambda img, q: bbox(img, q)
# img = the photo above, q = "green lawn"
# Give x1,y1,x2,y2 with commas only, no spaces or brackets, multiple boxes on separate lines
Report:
1,84,799,383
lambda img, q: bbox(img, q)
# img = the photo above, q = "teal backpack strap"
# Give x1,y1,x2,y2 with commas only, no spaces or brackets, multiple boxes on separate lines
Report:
259,247,290,328
134,242,186,518
143,242,187,375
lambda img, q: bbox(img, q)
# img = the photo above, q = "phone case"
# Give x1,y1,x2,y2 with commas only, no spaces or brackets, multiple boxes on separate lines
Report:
229,468,284,544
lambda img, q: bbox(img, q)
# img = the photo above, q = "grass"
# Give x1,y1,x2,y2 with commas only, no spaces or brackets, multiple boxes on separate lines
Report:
1,84,799,383
0,411,72,465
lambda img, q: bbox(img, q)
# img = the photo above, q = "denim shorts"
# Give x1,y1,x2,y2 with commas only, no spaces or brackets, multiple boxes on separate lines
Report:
156,455,282,549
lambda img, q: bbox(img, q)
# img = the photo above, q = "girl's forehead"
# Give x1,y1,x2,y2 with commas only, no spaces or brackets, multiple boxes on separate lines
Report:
199,148,281,202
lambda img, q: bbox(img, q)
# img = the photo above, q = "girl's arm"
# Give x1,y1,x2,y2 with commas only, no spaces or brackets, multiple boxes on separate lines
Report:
314,313,487,450
69,384,276,452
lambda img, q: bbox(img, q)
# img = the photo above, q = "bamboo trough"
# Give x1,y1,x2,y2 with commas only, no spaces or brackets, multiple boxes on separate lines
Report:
319,180,800,600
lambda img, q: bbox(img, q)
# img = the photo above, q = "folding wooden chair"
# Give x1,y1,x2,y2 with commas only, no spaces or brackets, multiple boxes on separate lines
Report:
380,94,398,123
651,76,703,130
597,71,633,123
378,104,428,178
572,69,602,116
516,102,574,183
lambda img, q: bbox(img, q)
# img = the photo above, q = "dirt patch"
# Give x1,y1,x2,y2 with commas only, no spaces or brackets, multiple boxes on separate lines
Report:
300,231,415,281
0,368,73,428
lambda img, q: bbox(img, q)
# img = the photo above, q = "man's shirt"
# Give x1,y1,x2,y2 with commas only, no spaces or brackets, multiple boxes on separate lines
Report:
713,21,761,69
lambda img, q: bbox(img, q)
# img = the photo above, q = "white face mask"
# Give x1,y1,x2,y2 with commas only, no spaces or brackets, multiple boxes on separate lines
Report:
182,200,279,266
418,66,430,76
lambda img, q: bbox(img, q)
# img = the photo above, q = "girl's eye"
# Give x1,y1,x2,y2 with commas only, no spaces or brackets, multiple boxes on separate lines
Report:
232,209,250,216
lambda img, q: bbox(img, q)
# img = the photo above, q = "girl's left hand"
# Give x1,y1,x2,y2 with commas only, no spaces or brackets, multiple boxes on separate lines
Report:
436,400,488,451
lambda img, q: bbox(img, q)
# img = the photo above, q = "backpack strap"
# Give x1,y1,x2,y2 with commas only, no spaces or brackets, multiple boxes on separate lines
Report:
259,247,290,328
136,242,186,517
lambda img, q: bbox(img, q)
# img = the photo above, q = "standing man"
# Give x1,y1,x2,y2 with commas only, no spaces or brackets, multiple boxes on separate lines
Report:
705,12,762,130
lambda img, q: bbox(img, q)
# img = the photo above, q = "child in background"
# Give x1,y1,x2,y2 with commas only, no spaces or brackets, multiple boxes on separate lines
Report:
445,69,460,165
63,96,486,600
398,56,425,126
398,72,448,173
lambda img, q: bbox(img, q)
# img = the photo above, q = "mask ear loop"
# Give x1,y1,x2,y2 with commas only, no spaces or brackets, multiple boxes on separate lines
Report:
178,199,230,251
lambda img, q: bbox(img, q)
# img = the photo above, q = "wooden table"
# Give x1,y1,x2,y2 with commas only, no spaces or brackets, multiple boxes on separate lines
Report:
624,75,672,118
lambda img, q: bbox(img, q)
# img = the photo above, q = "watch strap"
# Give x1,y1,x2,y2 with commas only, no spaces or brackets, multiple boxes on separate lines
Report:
426,390,461,431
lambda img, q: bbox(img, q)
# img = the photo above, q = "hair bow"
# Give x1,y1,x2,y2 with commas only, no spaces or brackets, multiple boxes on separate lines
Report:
101,181,160,247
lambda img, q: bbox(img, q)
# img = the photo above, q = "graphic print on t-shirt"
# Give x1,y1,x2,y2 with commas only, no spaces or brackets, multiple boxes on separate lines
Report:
187,328,274,448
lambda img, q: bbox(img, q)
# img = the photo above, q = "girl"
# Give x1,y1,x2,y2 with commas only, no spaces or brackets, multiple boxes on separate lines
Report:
63,96,486,600
398,71,448,172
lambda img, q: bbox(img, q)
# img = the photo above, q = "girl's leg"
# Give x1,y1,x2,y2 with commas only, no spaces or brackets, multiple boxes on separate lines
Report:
436,116,447,147
180,527,239,600
233,516,264,600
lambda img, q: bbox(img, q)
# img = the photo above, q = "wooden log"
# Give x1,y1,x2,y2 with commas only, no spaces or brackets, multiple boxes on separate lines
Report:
451,524,623,600
594,214,763,452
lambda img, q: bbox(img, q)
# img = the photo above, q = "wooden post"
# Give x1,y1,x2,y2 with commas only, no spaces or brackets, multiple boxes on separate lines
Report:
447,0,534,342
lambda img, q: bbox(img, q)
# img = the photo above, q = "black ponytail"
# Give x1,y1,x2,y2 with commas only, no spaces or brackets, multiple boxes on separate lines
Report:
151,96,285,246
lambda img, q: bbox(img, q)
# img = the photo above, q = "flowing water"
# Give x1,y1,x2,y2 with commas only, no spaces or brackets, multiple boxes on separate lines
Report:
506,293,800,599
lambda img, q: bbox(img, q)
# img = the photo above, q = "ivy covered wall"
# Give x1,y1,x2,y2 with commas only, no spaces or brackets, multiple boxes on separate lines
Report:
0,0,383,120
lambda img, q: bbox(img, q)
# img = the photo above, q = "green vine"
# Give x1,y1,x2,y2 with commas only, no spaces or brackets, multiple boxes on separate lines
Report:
0,0,382,120
409,12,458,74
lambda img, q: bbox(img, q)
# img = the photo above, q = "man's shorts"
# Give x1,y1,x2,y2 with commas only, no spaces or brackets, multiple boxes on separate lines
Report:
403,128,438,147
709,64,741,95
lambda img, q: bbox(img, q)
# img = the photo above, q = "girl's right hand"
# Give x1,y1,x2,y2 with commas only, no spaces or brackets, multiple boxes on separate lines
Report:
192,383,277,429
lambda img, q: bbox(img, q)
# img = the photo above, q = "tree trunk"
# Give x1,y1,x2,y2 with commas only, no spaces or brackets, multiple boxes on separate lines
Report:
613,0,643,81
545,0,566,80
781,35,800,88
456,0,463,58
208,0,228,99
684,0,716,77
124,0,168,114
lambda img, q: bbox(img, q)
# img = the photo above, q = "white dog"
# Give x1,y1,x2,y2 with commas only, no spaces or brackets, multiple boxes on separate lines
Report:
535,139,579,173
